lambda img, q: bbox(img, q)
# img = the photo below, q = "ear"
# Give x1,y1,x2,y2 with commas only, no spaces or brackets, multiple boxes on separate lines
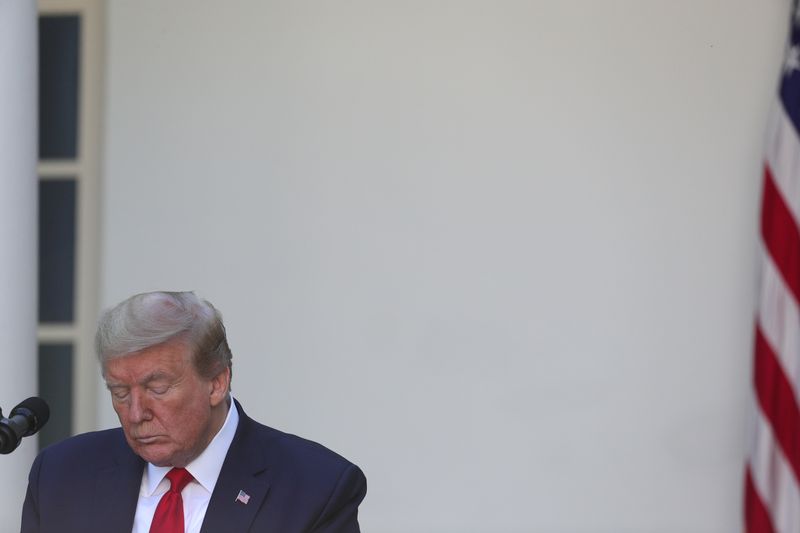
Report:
209,366,231,407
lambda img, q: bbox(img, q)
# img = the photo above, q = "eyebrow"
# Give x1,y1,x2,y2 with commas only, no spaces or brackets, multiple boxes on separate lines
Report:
105,371,173,389
139,371,172,386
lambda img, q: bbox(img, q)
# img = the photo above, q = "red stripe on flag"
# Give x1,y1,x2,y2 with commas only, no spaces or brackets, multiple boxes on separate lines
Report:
754,325,800,483
745,465,776,533
762,165,800,303
747,14,800,530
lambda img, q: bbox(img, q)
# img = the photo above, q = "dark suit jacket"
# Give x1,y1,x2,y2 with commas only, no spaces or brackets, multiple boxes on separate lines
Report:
20,401,366,532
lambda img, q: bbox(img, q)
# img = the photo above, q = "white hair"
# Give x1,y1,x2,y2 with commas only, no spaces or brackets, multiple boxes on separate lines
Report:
95,291,233,380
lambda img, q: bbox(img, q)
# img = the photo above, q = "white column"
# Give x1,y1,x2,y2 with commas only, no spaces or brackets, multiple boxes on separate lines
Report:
0,0,40,521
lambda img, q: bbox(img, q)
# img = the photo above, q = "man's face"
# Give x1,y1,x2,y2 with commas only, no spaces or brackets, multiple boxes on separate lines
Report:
103,338,230,467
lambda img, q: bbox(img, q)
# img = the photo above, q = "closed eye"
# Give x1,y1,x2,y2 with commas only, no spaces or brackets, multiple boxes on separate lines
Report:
108,387,129,400
147,380,172,395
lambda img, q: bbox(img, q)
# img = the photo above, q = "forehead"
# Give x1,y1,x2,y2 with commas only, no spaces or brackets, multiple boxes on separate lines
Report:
104,339,194,382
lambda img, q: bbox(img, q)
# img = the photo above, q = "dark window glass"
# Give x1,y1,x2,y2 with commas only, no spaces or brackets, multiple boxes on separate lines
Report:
39,179,77,323
39,15,80,159
38,344,73,450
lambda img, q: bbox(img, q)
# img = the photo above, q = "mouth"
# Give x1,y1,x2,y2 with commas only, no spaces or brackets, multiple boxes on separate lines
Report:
133,435,162,445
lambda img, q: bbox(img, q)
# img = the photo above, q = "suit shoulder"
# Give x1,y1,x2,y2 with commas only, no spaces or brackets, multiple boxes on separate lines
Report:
42,427,125,453
237,417,367,518
242,417,364,481
258,422,355,464
36,427,129,467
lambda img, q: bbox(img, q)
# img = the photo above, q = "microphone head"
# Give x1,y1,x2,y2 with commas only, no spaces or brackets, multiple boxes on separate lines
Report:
10,397,50,436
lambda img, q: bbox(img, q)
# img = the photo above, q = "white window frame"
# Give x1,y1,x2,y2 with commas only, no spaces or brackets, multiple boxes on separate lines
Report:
37,0,104,434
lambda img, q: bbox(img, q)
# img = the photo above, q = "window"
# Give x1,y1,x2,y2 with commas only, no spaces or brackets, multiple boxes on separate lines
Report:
37,0,103,449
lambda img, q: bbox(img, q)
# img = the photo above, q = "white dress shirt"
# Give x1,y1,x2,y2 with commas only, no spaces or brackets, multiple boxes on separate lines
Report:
131,396,239,533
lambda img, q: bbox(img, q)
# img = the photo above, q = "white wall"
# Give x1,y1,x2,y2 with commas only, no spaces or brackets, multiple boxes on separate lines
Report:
0,0,39,526
101,1,790,531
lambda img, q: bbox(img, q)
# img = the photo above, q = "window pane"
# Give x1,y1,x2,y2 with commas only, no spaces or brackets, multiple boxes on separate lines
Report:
39,15,80,159
39,179,77,323
38,343,73,450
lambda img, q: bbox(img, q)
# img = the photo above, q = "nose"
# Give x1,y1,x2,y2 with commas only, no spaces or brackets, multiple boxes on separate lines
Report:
127,389,152,424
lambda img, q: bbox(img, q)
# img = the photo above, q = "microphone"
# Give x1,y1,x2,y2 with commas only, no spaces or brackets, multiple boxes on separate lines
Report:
0,397,50,454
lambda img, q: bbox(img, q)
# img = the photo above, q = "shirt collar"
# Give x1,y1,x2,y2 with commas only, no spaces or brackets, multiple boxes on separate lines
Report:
142,395,239,496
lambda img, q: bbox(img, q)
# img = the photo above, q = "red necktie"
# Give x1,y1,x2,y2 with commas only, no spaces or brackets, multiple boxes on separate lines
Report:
149,468,194,533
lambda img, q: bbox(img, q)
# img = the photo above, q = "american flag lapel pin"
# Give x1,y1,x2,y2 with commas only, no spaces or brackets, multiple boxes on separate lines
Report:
235,489,251,505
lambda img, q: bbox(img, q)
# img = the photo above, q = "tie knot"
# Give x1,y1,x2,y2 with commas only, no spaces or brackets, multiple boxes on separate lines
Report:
165,467,193,494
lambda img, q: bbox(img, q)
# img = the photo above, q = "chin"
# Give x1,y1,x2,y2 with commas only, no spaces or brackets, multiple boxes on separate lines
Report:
137,450,164,465
128,441,174,467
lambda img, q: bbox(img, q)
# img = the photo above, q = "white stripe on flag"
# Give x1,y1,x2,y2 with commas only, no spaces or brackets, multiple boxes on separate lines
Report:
758,247,800,399
749,393,800,533
765,104,800,227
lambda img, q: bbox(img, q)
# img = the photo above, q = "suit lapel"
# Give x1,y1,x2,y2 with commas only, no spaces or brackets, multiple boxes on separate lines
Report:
93,435,145,531
200,402,271,533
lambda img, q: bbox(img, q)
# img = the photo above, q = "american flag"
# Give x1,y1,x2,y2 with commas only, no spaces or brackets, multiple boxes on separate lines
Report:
235,490,250,505
745,3,800,532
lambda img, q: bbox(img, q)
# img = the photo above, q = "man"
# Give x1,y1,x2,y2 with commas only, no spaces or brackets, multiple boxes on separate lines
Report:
21,291,366,532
